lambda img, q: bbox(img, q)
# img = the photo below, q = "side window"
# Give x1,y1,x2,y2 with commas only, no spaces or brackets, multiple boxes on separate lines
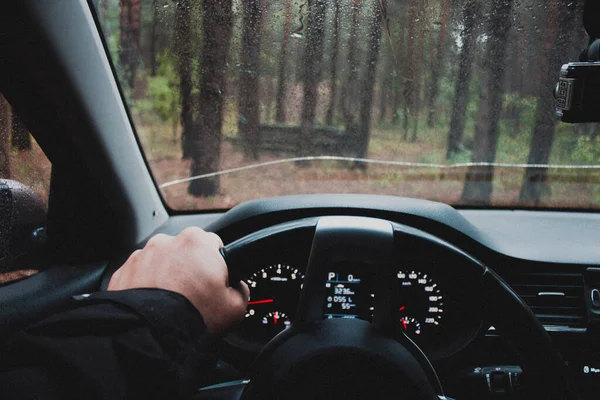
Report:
0,94,51,284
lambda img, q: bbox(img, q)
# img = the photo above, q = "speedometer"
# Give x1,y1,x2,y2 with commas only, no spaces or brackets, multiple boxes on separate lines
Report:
239,264,304,343
397,271,443,337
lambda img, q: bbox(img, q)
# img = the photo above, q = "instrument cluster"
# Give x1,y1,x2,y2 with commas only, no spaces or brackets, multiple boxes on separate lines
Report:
227,259,479,359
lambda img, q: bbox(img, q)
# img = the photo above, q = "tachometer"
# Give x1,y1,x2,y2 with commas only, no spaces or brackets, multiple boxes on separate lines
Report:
240,264,304,342
397,271,443,337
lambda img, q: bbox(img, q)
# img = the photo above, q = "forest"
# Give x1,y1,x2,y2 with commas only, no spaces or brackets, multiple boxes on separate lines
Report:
1,0,599,210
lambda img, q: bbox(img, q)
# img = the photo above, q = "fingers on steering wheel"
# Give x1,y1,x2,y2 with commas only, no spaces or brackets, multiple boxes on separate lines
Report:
238,281,250,302
205,231,224,249
146,233,171,250
127,249,143,264
227,282,250,322
178,226,206,247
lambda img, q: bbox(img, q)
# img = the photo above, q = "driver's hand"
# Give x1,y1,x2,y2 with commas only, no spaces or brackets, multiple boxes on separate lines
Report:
108,227,250,335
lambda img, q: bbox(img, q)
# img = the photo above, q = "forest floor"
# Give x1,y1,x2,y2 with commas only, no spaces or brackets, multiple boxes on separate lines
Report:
137,118,600,211
10,114,599,213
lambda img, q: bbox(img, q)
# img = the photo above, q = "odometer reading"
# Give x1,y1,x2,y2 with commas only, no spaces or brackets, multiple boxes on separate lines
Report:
324,272,361,318
397,271,443,336
324,266,374,321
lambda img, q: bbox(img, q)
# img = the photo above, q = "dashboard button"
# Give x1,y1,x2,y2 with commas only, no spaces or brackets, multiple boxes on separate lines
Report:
591,289,600,308
488,370,511,395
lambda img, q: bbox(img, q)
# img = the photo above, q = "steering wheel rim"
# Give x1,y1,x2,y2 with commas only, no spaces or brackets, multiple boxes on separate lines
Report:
214,216,574,400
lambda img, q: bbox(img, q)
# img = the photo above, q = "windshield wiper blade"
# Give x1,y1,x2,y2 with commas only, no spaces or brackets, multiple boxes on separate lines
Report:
159,156,600,188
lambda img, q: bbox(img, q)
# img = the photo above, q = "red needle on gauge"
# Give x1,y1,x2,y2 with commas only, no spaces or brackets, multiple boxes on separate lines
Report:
247,299,274,305
402,318,408,330
273,312,279,325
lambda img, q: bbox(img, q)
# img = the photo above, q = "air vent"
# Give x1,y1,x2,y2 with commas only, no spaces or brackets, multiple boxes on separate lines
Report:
505,270,586,328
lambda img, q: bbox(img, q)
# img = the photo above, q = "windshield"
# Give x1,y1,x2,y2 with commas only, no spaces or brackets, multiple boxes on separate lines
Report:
92,0,599,210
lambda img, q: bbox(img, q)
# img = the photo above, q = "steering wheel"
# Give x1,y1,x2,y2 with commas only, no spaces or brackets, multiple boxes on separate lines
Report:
198,216,574,400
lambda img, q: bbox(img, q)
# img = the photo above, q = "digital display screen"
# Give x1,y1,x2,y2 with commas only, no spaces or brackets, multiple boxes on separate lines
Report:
324,267,373,320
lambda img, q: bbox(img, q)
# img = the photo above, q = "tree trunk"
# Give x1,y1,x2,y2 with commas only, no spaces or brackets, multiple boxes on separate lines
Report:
410,1,426,142
267,78,277,123
401,6,409,137
504,11,526,136
130,0,141,87
446,0,478,158
325,0,341,127
298,0,328,159
378,72,388,125
238,0,264,160
405,0,417,141
342,0,362,129
521,4,545,97
379,88,388,126
357,0,383,159
0,95,11,178
149,0,158,77
462,0,514,204
92,0,109,20
426,0,450,128
118,0,131,85
102,0,109,23
275,0,293,124
592,124,600,140
175,0,194,160
119,0,141,88
379,1,397,128
11,110,30,151
391,84,401,126
519,0,578,205
188,0,234,197
392,6,407,128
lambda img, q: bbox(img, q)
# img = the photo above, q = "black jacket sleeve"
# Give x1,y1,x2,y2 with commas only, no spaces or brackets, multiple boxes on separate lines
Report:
0,288,218,400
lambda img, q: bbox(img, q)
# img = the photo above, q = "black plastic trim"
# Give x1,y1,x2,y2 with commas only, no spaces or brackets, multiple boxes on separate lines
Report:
0,263,107,340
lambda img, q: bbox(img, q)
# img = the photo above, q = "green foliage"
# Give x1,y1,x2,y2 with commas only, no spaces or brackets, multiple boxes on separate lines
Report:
503,93,537,131
107,32,121,67
572,135,600,164
143,53,180,122
121,84,135,111
447,148,472,164
150,57,179,120
520,97,537,130
571,135,600,203
436,77,455,127
553,129,581,163
496,127,530,163
223,100,239,136
418,153,443,164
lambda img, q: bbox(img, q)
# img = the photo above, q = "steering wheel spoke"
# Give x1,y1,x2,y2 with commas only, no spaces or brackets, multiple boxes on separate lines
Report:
295,216,396,325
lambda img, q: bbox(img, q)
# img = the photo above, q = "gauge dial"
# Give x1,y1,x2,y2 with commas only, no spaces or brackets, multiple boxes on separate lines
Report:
397,271,443,337
400,316,422,336
259,311,291,337
240,264,304,342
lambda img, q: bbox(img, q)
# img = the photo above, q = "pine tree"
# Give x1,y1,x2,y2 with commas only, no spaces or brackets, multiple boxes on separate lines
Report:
238,0,264,160
446,0,479,158
462,0,515,204
188,0,234,197
298,0,328,158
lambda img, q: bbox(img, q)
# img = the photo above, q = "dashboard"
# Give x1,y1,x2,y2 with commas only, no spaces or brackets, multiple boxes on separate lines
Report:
130,195,600,399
